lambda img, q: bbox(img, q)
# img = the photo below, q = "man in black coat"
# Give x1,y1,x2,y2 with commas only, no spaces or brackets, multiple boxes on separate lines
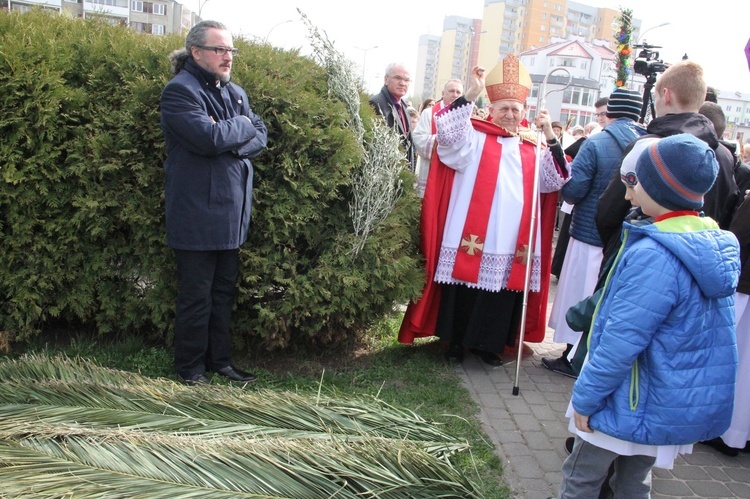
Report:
161,20,267,386
369,63,415,170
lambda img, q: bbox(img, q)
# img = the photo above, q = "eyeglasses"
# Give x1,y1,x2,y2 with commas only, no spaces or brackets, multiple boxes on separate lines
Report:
197,45,238,56
595,112,607,117
388,75,412,83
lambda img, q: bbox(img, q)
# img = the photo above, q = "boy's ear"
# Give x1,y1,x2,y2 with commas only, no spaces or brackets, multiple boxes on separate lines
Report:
662,88,672,106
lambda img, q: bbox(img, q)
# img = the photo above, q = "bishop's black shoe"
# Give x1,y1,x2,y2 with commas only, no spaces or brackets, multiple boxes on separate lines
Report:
470,348,503,367
445,343,464,363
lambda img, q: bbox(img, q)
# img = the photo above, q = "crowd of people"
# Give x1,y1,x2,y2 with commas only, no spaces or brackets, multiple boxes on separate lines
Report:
161,20,749,498
366,51,749,498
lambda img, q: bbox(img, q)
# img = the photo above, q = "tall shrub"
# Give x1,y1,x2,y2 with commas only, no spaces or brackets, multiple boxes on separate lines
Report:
0,10,423,348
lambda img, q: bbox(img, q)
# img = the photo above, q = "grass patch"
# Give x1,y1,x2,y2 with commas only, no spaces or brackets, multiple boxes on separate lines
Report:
7,314,510,498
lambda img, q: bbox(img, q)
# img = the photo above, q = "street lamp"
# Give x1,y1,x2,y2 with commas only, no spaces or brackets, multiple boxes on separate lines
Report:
264,19,294,43
196,0,210,18
354,45,378,82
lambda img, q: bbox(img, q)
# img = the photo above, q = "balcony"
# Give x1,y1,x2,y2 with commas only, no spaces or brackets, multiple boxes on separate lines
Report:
12,0,62,7
84,0,128,17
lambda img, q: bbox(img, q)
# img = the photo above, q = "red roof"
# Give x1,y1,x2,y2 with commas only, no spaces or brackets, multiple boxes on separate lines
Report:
522,39,615,61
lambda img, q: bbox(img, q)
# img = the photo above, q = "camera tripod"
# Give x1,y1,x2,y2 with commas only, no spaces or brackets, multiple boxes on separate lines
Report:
639,73,658,124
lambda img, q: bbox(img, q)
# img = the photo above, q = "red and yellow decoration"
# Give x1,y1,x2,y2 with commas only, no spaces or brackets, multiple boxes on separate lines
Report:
613,8,633,88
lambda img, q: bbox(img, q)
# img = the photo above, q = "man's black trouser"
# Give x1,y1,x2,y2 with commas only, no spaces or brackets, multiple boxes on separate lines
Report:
173,248,239,378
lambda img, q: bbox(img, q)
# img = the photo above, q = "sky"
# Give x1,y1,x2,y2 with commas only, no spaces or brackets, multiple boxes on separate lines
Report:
198,0,750,98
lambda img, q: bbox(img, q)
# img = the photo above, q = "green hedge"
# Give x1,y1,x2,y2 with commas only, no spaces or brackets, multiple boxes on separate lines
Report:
0,10,423,349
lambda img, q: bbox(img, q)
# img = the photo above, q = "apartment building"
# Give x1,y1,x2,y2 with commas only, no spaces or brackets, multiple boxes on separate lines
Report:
411,16,482,103
474,0,638,69
1,0,199,35
414,34,441,103
416,0,643,107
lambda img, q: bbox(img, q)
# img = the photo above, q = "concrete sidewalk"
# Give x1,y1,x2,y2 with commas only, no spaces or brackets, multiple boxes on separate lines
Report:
458,280,750,498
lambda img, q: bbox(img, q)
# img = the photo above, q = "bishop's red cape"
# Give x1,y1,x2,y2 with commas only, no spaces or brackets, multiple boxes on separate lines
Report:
398,103,567,345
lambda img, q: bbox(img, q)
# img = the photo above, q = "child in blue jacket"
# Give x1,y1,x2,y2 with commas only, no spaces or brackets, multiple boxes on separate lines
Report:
556,133,741,498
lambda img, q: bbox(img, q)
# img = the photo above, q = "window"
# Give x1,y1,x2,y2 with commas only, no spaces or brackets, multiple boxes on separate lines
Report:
131,0,142,11
563,87,583,105
153,2,165,14
737,106,743,112
571,87,581,104
581,89,594,107
580,61,587,69
540,24,546,31
540,36,545,43
152,24,164,35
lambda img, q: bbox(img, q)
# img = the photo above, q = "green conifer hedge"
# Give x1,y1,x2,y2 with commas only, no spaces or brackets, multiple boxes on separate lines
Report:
0,10,423,348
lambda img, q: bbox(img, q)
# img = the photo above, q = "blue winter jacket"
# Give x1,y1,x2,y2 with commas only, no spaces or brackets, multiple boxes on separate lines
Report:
572,215,740,446
161,58,268,250
562,118,645,246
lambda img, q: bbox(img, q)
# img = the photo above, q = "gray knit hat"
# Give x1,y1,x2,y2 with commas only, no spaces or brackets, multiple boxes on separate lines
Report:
606,88,643,121
635,133,719,211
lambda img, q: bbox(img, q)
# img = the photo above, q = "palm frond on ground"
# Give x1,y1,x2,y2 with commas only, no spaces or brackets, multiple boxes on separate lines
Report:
0,354,483,498
0,354,465,450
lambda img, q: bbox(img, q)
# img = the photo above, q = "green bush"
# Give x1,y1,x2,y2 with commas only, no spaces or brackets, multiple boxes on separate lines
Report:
0,10,423,348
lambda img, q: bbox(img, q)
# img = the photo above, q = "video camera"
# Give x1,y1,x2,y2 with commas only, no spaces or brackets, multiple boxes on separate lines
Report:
633,43,667,77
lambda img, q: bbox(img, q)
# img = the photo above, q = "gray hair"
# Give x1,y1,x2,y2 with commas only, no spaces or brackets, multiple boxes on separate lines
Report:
168,20,228,75
443,79,463,89
384,62,407,77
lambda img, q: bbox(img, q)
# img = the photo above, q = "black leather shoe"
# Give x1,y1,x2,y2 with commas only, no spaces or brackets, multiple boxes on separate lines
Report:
701,437,739,457
542,357,578,379
470,348,503,367
445,343,464,363
215,365,257,382
177,373,210,386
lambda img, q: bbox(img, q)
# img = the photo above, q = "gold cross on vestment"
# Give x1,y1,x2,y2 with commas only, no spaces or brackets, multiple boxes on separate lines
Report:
514,244,530,265
460,234,484,256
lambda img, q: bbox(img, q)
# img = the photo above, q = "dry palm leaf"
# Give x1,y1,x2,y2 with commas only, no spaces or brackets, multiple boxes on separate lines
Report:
0,354,483,498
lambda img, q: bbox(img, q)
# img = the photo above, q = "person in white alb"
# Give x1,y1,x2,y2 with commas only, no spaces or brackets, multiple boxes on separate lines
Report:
412,79,463,197
398,55,570,366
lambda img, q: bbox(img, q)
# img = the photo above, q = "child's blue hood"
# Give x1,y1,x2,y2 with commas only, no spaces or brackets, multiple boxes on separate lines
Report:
626,216,740,299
